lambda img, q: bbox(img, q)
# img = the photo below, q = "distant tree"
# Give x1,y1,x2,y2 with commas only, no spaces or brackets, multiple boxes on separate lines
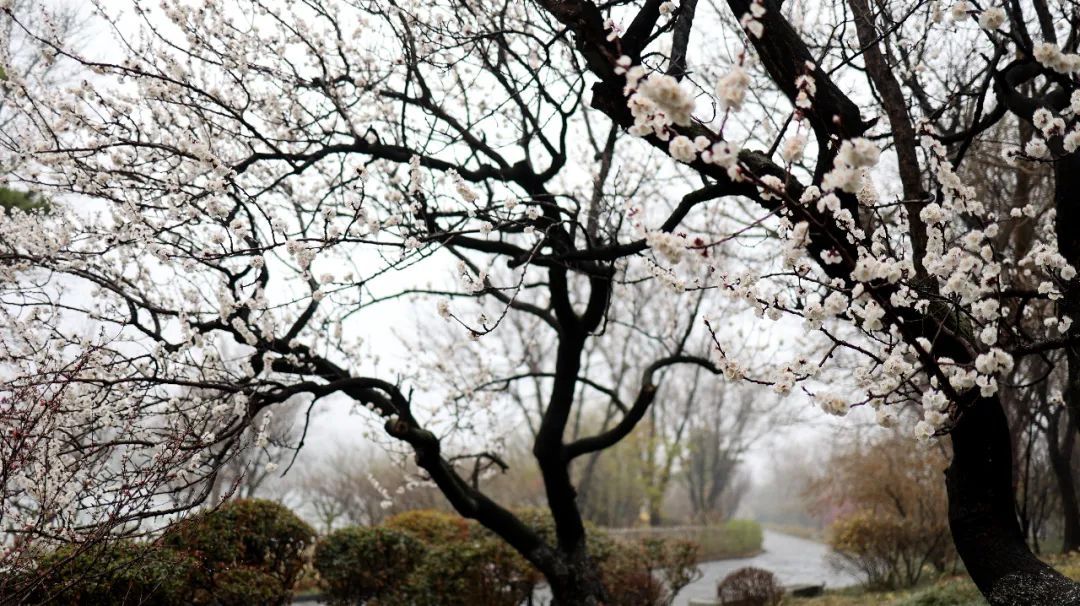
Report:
808,432,955,588
682,388,762,523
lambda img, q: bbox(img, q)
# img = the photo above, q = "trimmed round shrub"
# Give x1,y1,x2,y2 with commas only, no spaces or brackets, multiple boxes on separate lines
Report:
383,509,471,544
404,535,540,606
25,541,197,605
313,526,426,605
162,498,315,605
716,567,783,606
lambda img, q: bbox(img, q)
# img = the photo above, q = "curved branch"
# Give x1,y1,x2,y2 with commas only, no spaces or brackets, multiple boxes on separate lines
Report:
565,354,720,460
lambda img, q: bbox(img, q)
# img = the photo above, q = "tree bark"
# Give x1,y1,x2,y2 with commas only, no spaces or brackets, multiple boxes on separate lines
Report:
544,548,609,606
1046,405,1080,553
947,397,1080,604
1055,153,1080,444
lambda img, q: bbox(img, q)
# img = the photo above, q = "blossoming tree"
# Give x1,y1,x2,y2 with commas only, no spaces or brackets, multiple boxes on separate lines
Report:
3,0,1080,603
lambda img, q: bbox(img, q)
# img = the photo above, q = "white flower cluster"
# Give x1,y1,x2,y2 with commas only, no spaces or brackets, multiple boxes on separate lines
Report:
457,261,488,293
700,141,743,180
815,392,849,416
950,1,972,21
921,389,950,429
739,1,766,38
822,138,881,193
643,258,690,292
1031,102,1080,154
668,135,710,163
1033,42,1080,74
715,65,751,112
781,220,809,265
978,7,1006,31
973,348,1014,396
450,170,479,203
802,291,849,330
769,356,819,396
645,231,686,264
781,133,807,163
794,70,816,110
626,67,695,138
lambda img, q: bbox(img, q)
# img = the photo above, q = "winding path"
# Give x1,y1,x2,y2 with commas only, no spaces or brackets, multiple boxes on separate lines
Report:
673,529,861,605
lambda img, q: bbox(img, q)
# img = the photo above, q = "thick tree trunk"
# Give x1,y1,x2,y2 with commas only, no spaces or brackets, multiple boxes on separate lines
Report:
947,397,1080,604
1046,405,1080,553
543,546,608,606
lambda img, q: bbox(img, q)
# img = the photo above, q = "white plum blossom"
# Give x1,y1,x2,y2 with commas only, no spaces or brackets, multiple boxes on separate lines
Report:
950,2,972,21
740,8,765,38
822,138,880,193
781,133,807,163
668,135,698,163
816,392,849,416
794,73,816,109
645,231,685,264
978,7,1006,30
758,174,785,200
1033,42,1080,74
1025,138,1049,159
637,72,695,126
1065,130,1080,153
715,65,752,111
914,420,935,441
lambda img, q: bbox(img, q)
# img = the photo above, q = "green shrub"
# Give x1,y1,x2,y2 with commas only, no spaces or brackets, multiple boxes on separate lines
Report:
405,534,540,606
314,526,426,605
312,508,702,606
383,509,471,544
24,541,197,605
163,498,315,605
716,520,764,557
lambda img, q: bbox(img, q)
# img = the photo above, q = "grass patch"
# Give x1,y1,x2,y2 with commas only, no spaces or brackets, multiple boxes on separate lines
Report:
791,551,1080,606
604,520,763,561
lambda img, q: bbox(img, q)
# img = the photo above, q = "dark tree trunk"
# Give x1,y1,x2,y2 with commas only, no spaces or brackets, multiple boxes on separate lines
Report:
1056,153,1080,444
947,397,1080,604
1046,405,1080,553
544,547,608,606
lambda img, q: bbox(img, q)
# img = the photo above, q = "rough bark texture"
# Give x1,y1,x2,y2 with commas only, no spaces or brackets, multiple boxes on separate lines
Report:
948,398,1080,604
1046,405,1080,553
1058,154,1080,446
545,548,609,606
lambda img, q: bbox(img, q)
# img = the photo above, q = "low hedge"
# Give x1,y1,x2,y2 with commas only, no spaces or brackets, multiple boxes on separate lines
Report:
313,526,426,605
162,498,316,605
314,508,701,606
22,499,314,606
606,519,763,561
383,509,471,544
